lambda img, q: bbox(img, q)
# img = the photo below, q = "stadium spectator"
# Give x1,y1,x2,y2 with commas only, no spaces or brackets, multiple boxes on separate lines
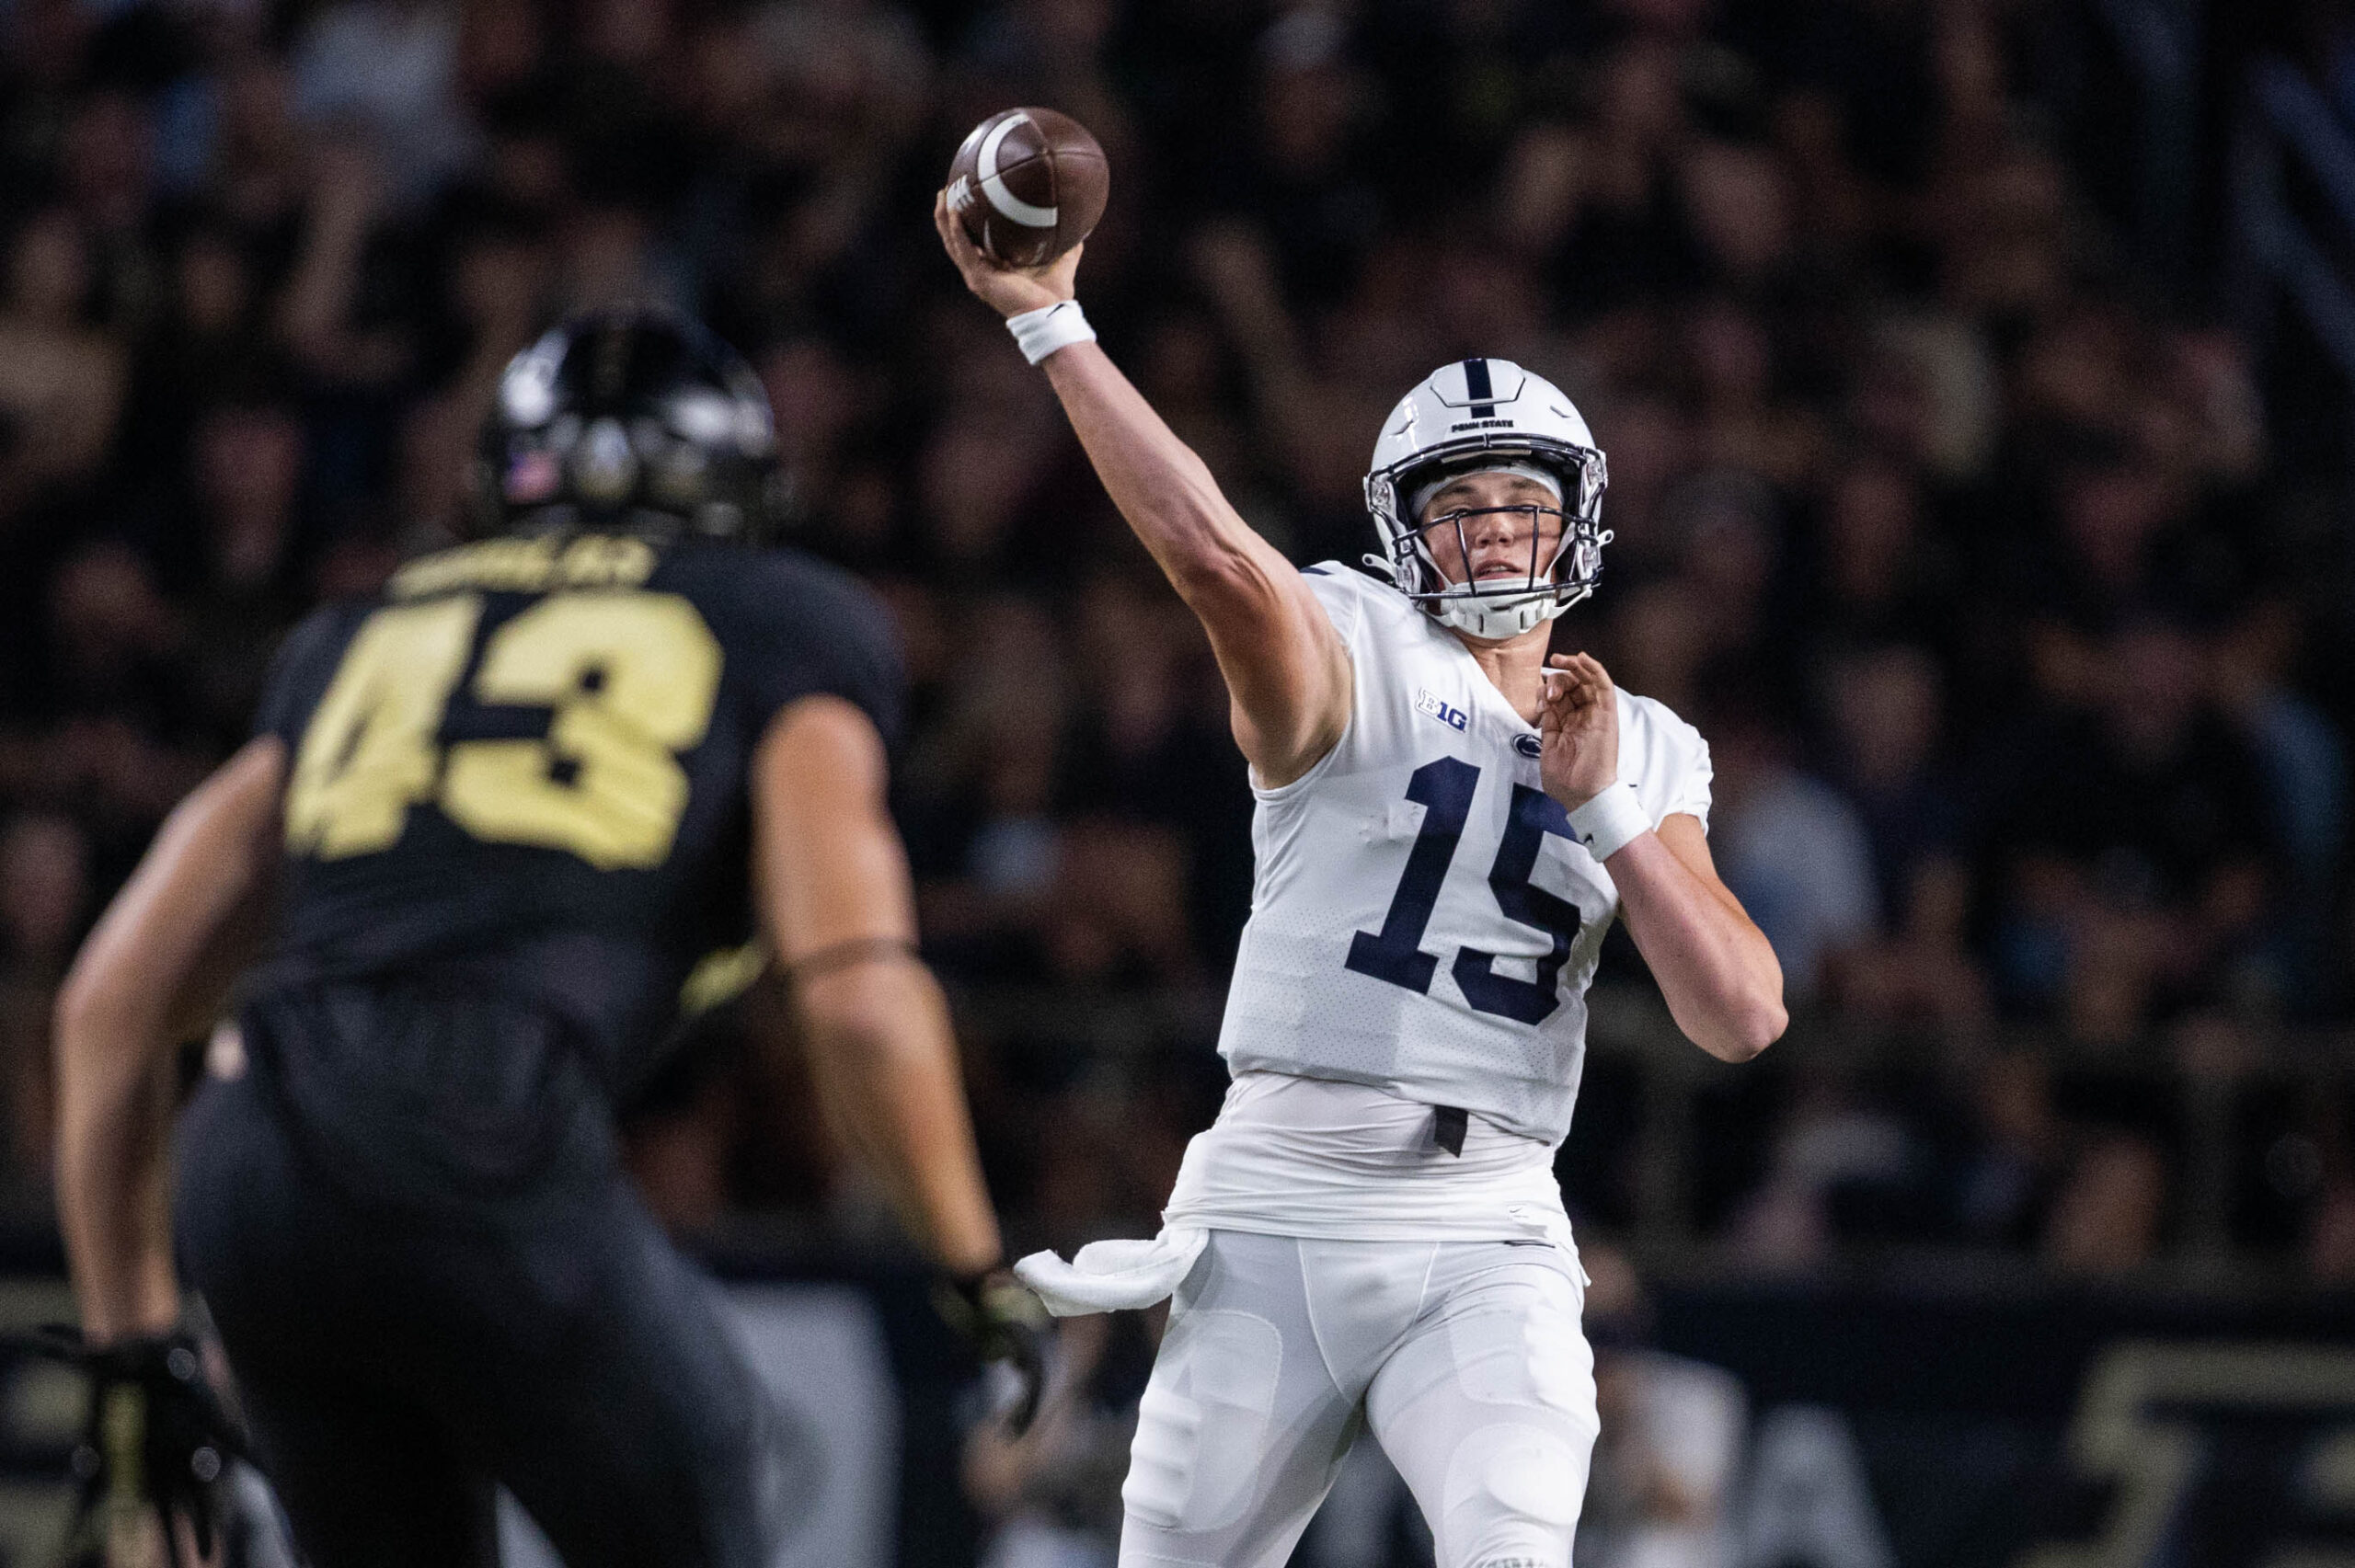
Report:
1819,642,1986,1022
1987,619,2280,1037
0,208,124,520
0,810,83,1214
2041,1131,2171,1275
1578,1242,1747,1568
1949,1047,2064,1248
288,0,473,202
1706,707,1878,1003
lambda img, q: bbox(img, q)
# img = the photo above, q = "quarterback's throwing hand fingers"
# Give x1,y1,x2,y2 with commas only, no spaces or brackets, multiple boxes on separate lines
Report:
935,189,1080,321
934,188,1002,294
934,188,979,275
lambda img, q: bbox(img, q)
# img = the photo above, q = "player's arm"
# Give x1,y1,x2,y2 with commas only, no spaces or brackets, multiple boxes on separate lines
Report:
1611,818,1786,1062
752,693,1003,1275
934,194,1350,787
1539,657,1785,1062
55,738,286,1342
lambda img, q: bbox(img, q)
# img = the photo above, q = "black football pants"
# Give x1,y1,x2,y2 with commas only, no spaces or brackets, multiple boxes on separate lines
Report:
175,1070,788,1568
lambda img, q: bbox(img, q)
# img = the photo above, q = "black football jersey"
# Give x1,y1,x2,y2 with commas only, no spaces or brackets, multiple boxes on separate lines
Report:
244,532,901,1102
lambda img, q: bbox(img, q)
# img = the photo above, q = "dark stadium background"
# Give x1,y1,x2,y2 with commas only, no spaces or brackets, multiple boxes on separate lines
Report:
2,0,2354,1563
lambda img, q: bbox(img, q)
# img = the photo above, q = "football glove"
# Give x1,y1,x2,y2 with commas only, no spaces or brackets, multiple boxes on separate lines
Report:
14,1326,246,1568
935,1268,1051,1436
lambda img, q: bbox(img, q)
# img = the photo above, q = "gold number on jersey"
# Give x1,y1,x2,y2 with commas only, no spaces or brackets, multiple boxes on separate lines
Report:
285,596,482,858
284,590,724,868
441,594,722,870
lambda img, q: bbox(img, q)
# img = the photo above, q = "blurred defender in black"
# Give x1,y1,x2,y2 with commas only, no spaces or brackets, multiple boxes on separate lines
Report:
50,312,1039,1568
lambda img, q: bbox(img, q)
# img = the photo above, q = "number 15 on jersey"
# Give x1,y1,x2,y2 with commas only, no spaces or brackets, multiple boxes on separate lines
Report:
1344,757,1587,1026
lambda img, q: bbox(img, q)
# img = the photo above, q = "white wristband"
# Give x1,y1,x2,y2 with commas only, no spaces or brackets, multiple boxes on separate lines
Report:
1568,781,1650,862
1006,301,1095,364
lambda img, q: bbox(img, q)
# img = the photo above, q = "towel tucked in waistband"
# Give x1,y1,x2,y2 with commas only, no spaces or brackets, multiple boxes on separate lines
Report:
1013,1227,1209,1317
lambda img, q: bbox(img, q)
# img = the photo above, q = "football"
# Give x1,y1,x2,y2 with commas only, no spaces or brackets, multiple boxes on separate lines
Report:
946,108,1109,269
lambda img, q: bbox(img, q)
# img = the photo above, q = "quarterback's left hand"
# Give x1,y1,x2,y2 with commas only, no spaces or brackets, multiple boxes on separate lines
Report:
1539,653,1619,810
936,1268,1051,1436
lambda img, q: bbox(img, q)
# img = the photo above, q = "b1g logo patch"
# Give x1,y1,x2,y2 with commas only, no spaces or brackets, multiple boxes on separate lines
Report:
1414,688,1468,732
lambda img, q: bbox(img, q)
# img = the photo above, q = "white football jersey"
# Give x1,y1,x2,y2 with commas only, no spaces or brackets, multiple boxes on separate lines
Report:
1217,563,1713,1146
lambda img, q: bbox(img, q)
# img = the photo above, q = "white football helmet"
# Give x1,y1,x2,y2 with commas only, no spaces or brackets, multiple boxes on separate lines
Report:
1362,358,1611,640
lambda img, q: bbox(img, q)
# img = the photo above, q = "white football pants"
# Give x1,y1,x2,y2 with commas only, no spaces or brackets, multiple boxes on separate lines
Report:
1118,1230,1598,1568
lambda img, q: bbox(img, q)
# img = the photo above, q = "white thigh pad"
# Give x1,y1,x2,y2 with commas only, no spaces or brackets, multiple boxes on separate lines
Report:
1122,1309,1284,1533
1443,1423,1587,1528
1440,1423,1591,1568
1446,1265,1592,1419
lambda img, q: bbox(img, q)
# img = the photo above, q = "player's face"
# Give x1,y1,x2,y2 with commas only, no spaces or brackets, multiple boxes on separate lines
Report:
1416,472,1567,589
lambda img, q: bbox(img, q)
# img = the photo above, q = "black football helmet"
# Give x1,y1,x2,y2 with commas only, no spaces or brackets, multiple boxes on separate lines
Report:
473,310,790,544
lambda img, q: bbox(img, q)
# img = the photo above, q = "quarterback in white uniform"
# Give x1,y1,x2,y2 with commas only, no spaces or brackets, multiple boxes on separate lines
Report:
937,197,1785,1568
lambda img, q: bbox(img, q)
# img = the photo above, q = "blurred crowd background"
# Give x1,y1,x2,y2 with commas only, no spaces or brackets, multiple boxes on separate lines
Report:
2,0,2354,1330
